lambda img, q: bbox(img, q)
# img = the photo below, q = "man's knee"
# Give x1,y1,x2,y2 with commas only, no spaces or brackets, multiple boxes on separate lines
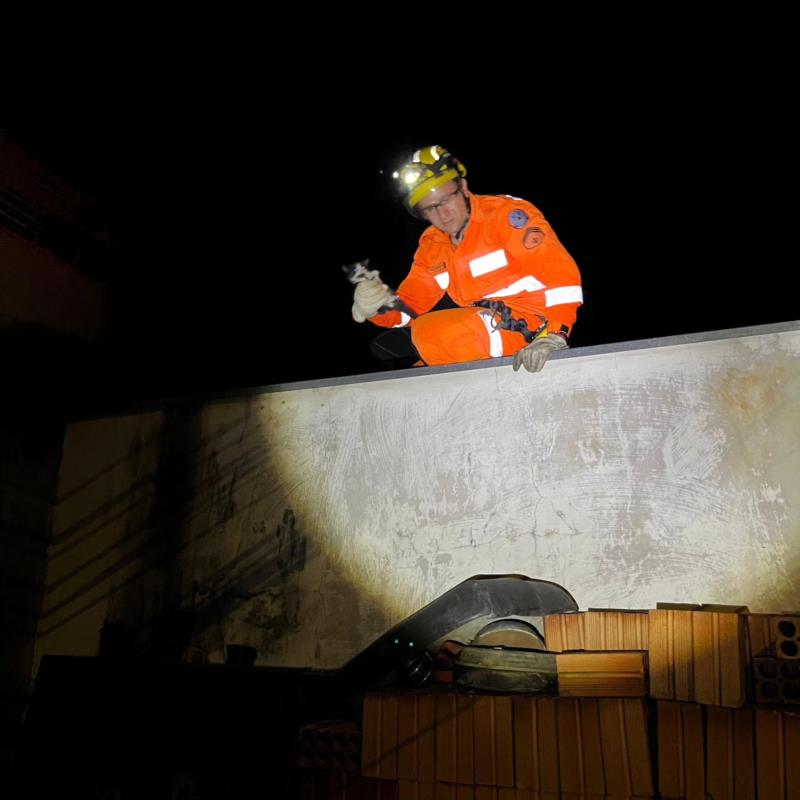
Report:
410,308,488,365
410,309,460,352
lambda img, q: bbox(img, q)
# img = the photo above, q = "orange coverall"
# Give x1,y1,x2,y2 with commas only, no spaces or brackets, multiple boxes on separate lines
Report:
370,192,583,365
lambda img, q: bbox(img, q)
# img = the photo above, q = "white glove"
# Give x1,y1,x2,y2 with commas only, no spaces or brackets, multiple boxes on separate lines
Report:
352,276,395,322
512,333,568,373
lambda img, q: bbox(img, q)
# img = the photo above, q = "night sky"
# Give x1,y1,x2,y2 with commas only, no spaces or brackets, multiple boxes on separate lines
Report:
6,57,796,404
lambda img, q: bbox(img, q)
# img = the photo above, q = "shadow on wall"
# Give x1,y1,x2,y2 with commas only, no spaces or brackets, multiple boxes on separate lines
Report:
37,397,387,667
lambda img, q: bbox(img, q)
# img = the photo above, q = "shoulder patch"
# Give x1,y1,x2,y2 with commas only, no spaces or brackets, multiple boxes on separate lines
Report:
523,226,545,249
508,209,529,229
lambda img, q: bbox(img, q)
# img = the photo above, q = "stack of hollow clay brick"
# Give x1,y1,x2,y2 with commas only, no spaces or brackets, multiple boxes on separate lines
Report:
649,608,800,799
546,606,800,799
296,606,800,799
358,690,653,799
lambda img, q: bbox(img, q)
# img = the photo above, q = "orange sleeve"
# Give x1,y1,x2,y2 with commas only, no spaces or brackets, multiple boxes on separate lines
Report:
497,203,583,338
369,233,447,329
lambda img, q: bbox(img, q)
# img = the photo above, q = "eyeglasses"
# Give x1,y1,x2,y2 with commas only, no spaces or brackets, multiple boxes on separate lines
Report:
417,186,462,217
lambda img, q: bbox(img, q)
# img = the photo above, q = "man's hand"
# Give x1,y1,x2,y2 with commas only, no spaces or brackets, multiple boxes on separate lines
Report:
512,333,568,373
352,277,395,322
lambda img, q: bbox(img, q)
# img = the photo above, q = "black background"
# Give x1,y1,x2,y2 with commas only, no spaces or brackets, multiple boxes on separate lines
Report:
6,44,796,403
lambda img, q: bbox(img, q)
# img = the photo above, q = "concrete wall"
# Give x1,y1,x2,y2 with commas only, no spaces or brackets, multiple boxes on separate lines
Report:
34,323,800,671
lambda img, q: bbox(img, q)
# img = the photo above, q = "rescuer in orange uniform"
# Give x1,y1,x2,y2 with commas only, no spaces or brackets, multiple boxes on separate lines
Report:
351,145,583,372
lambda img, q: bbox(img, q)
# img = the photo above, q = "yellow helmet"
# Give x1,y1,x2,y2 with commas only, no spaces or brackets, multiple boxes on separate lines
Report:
394,145,467,212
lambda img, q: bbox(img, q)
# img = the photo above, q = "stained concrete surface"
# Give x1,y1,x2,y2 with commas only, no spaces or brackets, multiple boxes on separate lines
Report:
34,323,800,672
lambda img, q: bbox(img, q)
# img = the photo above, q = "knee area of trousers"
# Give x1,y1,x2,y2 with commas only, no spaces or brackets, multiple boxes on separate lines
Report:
409,313,437,348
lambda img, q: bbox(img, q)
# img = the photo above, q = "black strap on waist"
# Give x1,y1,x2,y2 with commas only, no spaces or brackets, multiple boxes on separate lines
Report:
474,300,547,343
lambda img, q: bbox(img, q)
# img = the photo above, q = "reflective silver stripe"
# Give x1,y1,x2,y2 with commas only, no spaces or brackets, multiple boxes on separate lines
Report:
392,312,411,328
478,311,504,357
545,285,584,307
434,272,450,290
469,249,508,277
483,275,545,298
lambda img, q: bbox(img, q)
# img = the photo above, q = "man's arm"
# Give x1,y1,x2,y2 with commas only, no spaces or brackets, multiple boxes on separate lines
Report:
476,201,582,372
488,204,583,340
367,238,448,329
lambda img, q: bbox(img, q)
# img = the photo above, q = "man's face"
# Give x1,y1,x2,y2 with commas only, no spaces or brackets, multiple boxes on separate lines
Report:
416,179,469,235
